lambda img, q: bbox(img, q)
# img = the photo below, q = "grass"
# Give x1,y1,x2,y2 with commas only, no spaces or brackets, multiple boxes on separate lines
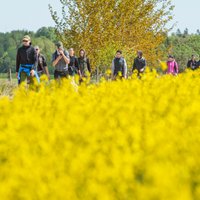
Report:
0,80,17,97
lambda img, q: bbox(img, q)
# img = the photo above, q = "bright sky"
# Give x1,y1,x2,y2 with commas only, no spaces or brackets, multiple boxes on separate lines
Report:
0,0,199,33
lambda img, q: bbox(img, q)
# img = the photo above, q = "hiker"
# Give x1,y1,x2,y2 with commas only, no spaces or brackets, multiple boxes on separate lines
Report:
197,58,200,69
35,46,50,80
78,49,91,78
111,50,127,79
52,41,70,80
167,55,178,75
132,50,146,76
16,35,38,84
68,48,81,77
187,55,198,70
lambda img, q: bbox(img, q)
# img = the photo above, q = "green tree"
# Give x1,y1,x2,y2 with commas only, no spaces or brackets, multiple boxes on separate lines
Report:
36,27,57,42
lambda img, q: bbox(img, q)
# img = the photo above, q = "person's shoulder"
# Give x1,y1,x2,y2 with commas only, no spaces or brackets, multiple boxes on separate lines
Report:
121,57,126,61
52,50,57,56
64,49,69,55
40,54,46,59
134,56,139,59
141,57,146,61
83,57,88,62
29,45,35,51
17,46,24,51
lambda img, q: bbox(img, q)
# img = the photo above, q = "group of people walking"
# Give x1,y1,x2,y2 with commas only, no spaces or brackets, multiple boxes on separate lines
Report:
111,50,146,79
16,35,91,84
51,42,91,81
16,35,199,85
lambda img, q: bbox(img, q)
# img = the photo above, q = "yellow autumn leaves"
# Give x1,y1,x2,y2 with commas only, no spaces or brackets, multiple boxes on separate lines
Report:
50,0,174,68
0,69,200,200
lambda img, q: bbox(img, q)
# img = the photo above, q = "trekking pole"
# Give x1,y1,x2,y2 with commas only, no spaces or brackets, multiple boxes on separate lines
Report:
34,70,40,83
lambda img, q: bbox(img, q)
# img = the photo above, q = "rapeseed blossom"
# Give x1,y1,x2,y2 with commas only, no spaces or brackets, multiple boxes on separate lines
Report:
0,70,200,200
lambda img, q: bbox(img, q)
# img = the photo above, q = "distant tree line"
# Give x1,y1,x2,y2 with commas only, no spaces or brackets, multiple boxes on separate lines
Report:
0,27,57,74
0,26,200,74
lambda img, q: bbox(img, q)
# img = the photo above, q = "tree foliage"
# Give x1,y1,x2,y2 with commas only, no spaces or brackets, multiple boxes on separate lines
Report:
49,0,174,70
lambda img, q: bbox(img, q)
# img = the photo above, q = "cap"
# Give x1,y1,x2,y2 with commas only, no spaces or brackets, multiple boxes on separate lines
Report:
56,41,63,48
23,35,31,41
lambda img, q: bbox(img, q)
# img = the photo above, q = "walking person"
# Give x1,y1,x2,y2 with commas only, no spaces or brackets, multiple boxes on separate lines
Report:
167,55,179,75
68,48,81,77
78,49,91,78
35,46,50,80
132,50,146,77
111,50,127,80
52,41,70,80
187,55,198,70
16,35,38,84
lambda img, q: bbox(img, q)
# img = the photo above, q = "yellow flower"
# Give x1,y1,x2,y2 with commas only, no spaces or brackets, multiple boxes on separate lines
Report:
0,69,199,199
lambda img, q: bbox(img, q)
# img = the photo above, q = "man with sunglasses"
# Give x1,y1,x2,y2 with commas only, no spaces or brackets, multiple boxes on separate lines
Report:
35,46,50,80
16,35,38,84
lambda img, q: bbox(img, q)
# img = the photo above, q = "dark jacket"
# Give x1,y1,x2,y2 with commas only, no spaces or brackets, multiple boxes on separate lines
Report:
69,56,79,75
78,57,91,75
112,57,127,77
132,57,146,72
187,59,198,70
16,45,37,72
37,54,47,72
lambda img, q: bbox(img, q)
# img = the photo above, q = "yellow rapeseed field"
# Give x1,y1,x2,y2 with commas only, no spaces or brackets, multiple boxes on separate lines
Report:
0,69,200,200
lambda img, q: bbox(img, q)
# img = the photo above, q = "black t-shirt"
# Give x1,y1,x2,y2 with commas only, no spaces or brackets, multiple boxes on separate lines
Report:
69,56,79,69
69,56,79,75
132,57,146,72
187,59,198,70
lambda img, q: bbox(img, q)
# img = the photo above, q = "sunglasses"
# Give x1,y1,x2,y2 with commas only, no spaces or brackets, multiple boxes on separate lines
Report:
23,40,29,43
